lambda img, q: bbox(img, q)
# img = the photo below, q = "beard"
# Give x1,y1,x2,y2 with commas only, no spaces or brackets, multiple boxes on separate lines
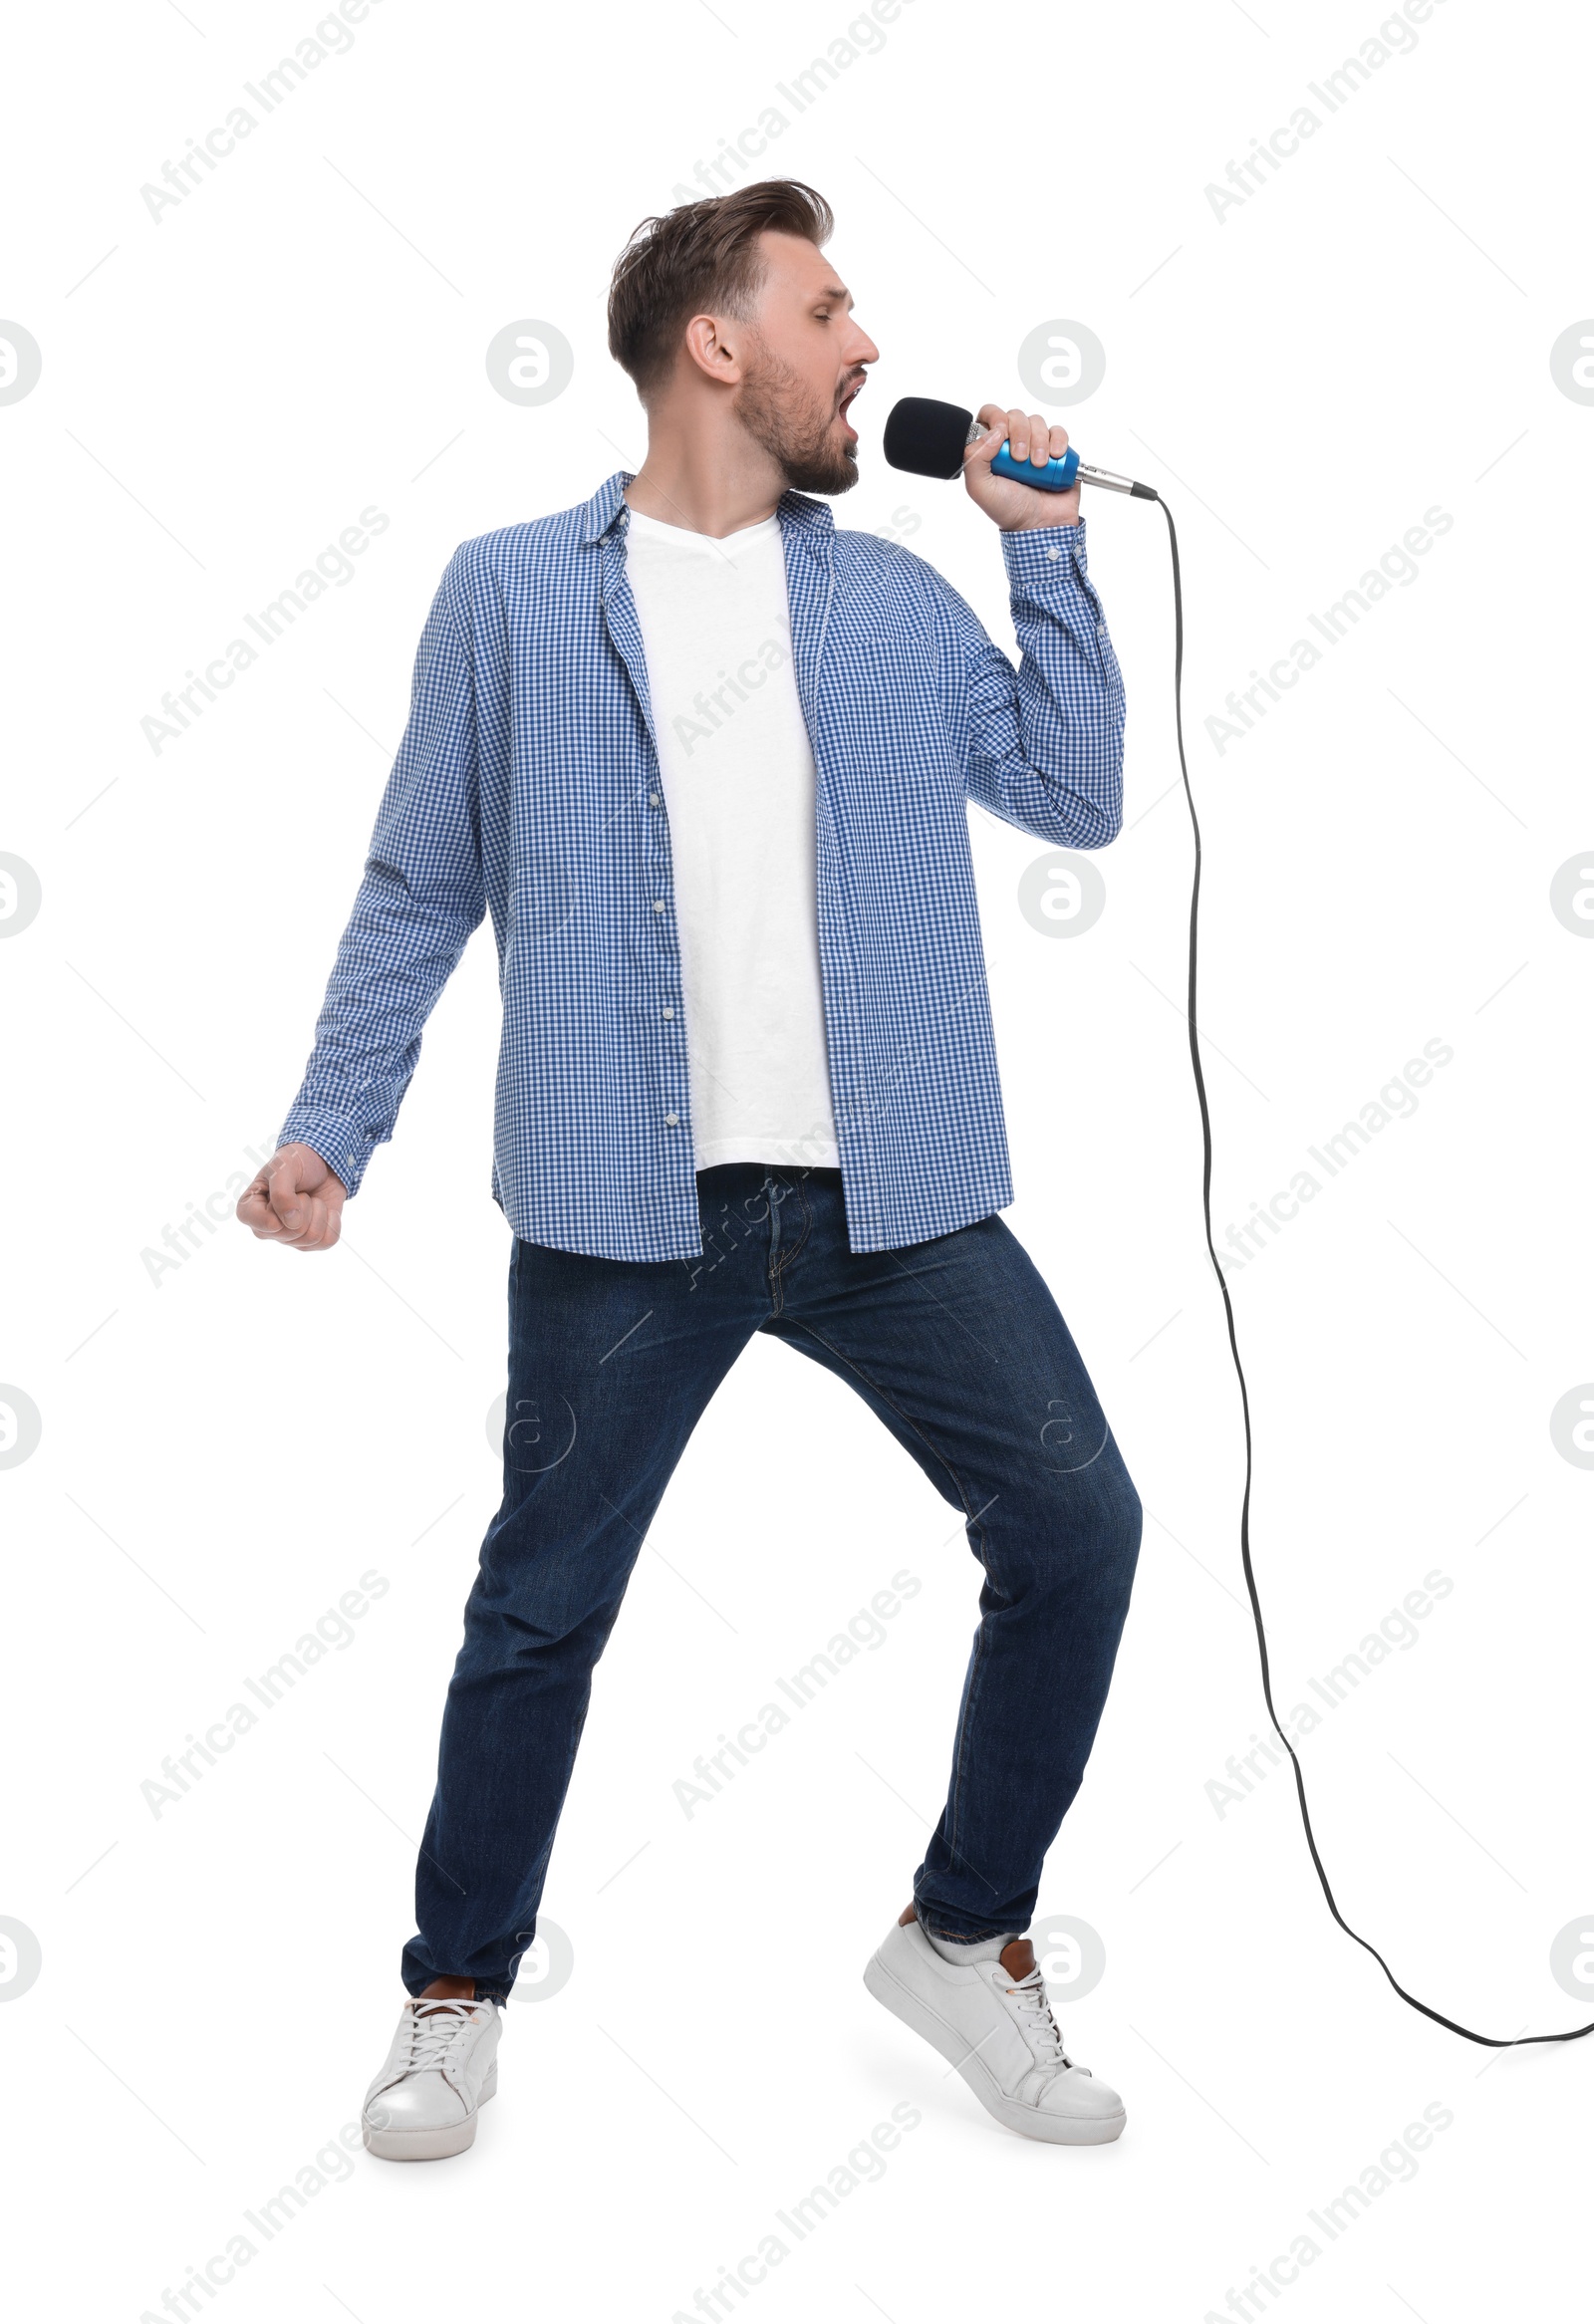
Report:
735,334,861,497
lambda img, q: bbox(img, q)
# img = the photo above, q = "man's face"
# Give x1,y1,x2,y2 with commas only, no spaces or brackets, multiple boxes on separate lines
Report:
732,231,879,495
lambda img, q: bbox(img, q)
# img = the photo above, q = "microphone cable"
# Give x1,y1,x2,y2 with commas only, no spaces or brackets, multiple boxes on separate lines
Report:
1151,489,1592,2048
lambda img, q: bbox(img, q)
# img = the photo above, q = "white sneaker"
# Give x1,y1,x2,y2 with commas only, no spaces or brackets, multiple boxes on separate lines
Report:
362,1996,502,2161
864,1913,1126,2145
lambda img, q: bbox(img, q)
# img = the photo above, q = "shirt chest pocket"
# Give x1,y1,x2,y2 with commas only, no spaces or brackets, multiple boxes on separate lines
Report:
823,631,954,778
839,632,937,687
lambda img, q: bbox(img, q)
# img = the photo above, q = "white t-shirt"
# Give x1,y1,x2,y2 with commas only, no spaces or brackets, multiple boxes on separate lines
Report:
624,503,840,1172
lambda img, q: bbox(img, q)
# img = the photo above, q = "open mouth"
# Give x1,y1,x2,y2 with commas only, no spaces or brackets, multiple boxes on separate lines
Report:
838,379,864,437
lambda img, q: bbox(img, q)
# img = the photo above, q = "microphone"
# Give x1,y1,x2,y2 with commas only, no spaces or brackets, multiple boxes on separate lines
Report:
882,395,1158,500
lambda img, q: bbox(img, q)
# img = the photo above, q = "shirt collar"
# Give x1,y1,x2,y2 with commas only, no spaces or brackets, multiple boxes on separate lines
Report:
579,469,837,548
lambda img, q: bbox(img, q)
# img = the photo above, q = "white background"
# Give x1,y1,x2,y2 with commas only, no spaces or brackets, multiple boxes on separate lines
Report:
3,0,1592,2316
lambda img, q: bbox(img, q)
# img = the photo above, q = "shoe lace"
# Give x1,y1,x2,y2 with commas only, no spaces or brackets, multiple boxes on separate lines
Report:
1003,1967,1076,2071
403,1999,486,2075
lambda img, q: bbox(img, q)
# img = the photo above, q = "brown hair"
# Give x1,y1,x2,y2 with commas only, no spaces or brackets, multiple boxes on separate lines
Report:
607,178,835,400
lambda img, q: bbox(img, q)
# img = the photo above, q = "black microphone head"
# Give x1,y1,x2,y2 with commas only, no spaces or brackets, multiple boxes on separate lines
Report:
883,395,974,481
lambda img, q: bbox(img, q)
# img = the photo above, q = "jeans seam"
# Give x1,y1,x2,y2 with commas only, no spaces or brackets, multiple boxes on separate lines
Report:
774,1311,994,1901
767,1176,812,1316
943,1625,989,1891
774,1178,813,1277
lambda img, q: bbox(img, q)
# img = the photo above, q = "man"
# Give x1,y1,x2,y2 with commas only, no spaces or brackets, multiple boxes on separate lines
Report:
239,178,1142,2159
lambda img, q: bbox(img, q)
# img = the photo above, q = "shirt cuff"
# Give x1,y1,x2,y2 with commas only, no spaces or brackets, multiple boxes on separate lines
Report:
998,513,1122,703
274,1109,372,1200
999,514,1091,582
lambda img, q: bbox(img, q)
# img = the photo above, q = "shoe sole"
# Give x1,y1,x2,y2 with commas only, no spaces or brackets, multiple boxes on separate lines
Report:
864,1951,1126,2146
362,2061,497,2162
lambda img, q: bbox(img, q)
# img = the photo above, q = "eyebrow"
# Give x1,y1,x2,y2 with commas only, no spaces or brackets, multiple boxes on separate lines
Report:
816,282,854,309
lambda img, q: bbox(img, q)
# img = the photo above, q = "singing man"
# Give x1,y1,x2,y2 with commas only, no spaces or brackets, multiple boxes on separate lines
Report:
239,177,1141,2159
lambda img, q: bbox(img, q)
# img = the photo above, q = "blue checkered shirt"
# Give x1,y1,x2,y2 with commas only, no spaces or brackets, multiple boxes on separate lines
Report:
277,471,1125,1260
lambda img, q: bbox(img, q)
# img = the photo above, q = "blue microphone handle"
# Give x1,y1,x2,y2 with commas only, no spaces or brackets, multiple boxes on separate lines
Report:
969,420,1144,497
989,438,1080,492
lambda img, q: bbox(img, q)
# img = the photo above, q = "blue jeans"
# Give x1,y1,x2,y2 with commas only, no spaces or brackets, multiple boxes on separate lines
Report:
401,1165,1142,2001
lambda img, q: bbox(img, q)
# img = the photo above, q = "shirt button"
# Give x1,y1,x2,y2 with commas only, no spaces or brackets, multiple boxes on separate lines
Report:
1096,623,1106,636
1046,546,1061,562
653,899,665,913
664,1112,678,1127
663,1006,675,1019
650,791,661,807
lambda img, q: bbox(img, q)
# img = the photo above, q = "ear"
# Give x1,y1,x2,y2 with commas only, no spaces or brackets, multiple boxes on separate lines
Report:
679,310,751,389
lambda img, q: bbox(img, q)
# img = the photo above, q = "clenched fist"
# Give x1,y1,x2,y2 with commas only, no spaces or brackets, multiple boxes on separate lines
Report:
236,1142,347,1253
